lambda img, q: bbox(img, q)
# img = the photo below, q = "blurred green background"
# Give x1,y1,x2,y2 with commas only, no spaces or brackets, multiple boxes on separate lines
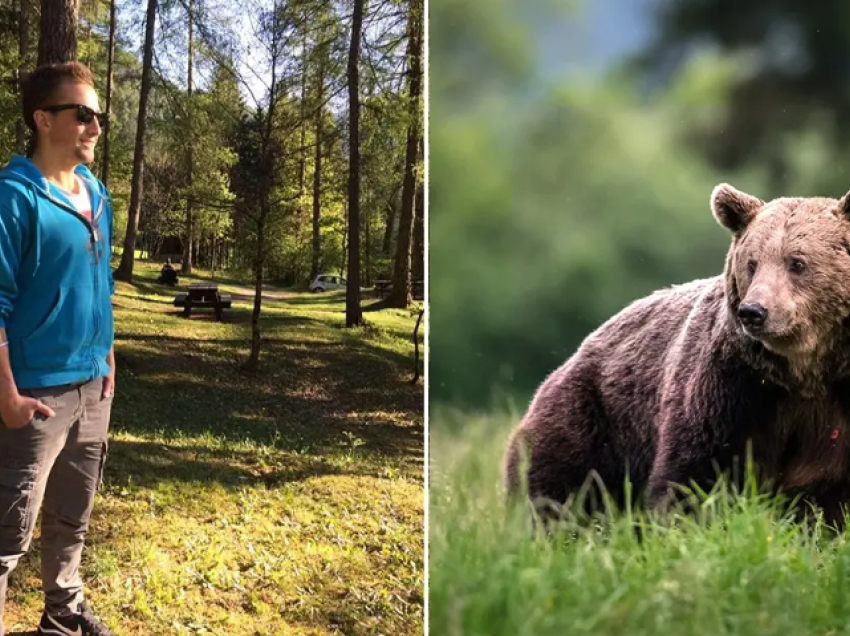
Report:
430,0,850,412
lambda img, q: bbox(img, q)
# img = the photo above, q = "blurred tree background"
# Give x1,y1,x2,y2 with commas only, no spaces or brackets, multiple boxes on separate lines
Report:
430,0,850,411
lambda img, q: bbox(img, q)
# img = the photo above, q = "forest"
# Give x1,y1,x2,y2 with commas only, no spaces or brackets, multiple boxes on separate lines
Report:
0,0,424,329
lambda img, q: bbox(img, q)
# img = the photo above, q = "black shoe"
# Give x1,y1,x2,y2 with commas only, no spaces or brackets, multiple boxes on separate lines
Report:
37,600,116,635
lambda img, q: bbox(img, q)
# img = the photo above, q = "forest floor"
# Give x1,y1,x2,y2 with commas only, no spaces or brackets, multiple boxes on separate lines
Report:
4,261,425,635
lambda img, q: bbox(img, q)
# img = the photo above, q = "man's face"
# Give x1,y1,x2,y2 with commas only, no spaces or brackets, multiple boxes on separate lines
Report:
35,81,101,165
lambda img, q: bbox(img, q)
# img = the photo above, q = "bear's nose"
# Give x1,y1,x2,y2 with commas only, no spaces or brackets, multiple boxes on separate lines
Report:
738,302,768,328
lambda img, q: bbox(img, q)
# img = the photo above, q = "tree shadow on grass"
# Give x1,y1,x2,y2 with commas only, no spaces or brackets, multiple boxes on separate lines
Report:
109,328,423,486
112,292,175,308
283,292,347,306
120,278,180,298
102,438,387,491
188,308,326,328
362,298,396,312
115,322,417,383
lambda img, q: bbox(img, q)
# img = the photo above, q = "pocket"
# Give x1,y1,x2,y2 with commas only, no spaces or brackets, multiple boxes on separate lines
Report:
3,388,59,431
27,287,63,340
0,414,35,431
22,285,95,371
0,466,38,546
6,411,44,430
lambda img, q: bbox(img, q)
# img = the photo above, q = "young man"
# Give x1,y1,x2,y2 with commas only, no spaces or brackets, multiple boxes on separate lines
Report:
0,62,116,636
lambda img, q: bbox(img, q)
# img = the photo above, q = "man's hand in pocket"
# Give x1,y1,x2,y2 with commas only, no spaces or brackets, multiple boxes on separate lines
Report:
0,393,55,429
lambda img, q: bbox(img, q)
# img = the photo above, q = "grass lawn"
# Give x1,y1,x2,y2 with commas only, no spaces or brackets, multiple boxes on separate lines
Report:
4,261,424,635
429,408,850,636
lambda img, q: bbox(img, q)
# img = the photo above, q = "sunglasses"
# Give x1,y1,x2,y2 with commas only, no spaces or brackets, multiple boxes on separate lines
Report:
40,104,108,127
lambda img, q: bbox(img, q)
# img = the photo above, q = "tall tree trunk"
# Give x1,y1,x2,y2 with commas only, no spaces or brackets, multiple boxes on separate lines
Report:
381,182,401,257
247,156,271,371
381,201,394,257
345,0,364,327
38,0,77,65
114,0,156,282
340,199,347,277
246,4,282,370
101,0,116,187
182,0,195,274
83,12,91,67
412,158,424,284
388,0,423,308
246,216,265,369
296,32,307,277
16,0,28,155
364,213,371,287
310,56,325,282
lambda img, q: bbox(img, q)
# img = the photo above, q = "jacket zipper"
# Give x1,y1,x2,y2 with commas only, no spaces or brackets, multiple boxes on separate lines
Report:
47,176,105,377
85,180,104,377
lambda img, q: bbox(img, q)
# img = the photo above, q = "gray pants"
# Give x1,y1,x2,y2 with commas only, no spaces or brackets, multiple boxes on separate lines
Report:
0,379,111,629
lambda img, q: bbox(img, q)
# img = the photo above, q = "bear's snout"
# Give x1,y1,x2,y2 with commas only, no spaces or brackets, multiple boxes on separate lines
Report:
738,302,768,329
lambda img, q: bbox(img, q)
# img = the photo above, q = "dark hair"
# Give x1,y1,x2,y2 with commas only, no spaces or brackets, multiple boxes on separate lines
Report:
19,61,95,132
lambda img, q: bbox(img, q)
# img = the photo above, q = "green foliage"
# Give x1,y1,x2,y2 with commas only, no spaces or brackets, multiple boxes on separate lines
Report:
635,0,850,178
430,68,768,405
429,0,850,408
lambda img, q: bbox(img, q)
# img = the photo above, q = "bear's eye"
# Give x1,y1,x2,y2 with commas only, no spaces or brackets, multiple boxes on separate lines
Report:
788,258,806,274
747,260,757,277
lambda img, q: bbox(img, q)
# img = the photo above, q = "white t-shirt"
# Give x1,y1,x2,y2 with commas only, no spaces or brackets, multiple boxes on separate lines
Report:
53,175,92,221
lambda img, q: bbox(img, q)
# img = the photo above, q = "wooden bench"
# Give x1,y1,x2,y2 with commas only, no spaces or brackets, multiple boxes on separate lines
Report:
412,279,424,301
174,283,232,321
374,279,424,300
375,279,392,298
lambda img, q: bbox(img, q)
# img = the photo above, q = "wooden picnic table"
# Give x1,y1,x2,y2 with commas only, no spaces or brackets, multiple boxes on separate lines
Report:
174,283,232,321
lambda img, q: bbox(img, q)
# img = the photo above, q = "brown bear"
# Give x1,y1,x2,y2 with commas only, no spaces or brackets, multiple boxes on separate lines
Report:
503,183,850,527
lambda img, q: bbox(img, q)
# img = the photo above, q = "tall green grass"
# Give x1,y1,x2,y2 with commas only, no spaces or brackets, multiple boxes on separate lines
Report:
429,408,850,636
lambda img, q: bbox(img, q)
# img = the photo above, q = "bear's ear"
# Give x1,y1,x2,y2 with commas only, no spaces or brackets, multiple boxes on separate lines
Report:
711,183,764,234
836,189,850,220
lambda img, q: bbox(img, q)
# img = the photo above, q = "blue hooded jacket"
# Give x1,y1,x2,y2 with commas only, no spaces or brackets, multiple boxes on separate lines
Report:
0,155,115,389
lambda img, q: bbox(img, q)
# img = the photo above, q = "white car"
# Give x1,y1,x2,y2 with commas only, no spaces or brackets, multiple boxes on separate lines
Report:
309,274,347,292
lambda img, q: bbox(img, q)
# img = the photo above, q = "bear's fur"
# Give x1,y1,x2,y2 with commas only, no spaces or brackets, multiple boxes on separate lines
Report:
504,184,850,526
